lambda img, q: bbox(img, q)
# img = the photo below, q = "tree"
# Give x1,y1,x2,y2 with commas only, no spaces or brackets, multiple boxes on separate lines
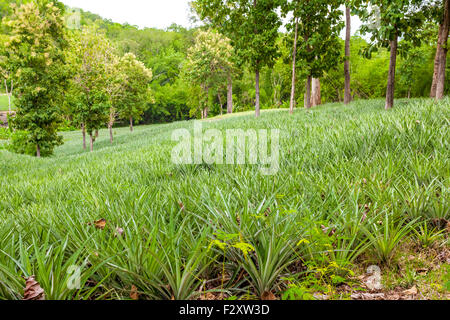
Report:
0,37,13,112
344,4,352,104
194,0,281,117
115,52,153,131
398,46,427,98
430,0,449,99
68,26,116,151
288,16,299,114
358,0,427,109
3,1,68,157
285,0,343,109
184,30,234,119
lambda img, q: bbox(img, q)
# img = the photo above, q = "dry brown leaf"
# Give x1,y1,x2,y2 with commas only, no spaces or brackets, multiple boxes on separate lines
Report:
261,291,277,300
200,292,220,300
23,276,45,300
178,202,185,211
403,286,418,296
94,219,107,230
130,285,139,300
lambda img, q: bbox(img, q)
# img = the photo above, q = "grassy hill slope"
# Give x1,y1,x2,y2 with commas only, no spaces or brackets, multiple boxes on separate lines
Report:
0,98,448,300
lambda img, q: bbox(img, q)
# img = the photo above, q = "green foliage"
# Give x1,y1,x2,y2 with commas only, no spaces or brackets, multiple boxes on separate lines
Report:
284,0,343,79
413,222,445,248
67,26,117,137
357,0,428,52
6,129,59,157
184,30,234,117
4,1,68,157
114,52,153,126
0,98,446,299
195,0,281,72
363,214,419,265
0,126,11,140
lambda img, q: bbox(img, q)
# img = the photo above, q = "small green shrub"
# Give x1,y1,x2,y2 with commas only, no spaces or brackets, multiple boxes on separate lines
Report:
7,130,62,157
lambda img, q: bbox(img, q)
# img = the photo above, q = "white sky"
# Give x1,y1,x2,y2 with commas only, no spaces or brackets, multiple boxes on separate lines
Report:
60,0,193,30
60,0,363,37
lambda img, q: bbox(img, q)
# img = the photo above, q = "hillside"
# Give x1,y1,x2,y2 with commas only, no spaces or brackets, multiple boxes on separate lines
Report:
0,98,449,300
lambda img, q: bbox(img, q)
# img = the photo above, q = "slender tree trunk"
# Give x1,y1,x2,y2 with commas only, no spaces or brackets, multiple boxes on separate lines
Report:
95,129,99,138
305,75,312,109
227,74,233,114
311,78,321,106
82,123,86,150
4,80,11,112
255,66,261,117
430,25,443,98
436,0,450,99
109,123,113,143
36,144,41,158
408,87,411,99
290,17,299,114
90,134,93,152
218,92,223,115
344,6,352,104
385,33,398,110
130,116,133,132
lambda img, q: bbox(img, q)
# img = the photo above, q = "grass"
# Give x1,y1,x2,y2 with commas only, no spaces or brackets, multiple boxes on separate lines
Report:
0,95,14,111
0,98,449,300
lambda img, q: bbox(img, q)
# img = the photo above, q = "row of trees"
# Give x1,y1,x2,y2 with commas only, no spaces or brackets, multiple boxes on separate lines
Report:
0,1,152,156
0,0,448,157
193,0,449,115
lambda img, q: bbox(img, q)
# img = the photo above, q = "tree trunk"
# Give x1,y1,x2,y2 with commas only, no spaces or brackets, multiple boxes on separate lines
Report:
90,134,93,152
82,123,86,150
385,33,398,110
305,76,312,109
311,78,321,106
95,129,99,138
290,17,299,114
408,87,411,99
255,67,261,117
36,144,41,158
344,6,352,104
436,0,450,99
218,92,223,115
227,74,233,114
109,123,113,143
430,25,443,98
130,116,133,132
4,80,11,112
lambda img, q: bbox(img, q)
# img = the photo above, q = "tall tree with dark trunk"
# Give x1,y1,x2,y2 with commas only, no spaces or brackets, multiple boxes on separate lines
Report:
358,0,428,109
435,0,449,99
289,17,299,114
385,33,398,110
283,0,343,109
430,0,450,99
194,0,281,117
344,5,352,104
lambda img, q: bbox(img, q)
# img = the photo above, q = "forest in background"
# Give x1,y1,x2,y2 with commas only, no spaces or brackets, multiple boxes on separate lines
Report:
1,0,448,125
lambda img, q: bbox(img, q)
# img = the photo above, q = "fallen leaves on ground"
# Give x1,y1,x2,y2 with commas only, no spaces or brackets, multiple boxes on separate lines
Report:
130,285,139,300
261,291,277,300
23,276,45,300
94,218,107,230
